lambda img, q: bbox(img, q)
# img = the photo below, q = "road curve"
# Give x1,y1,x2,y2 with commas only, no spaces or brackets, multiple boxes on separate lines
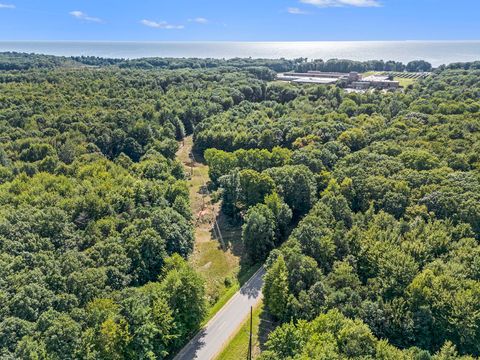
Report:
174,266,266,360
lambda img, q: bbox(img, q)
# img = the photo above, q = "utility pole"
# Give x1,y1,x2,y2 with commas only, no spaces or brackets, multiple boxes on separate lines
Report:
247,306,253,360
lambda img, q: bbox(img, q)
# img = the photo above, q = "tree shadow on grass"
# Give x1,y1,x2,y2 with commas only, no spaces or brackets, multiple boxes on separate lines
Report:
211,209,259,285
190,144,261,286
257,309,278,353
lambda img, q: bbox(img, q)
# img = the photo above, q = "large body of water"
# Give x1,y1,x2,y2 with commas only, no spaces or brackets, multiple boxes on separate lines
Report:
1,41,480,67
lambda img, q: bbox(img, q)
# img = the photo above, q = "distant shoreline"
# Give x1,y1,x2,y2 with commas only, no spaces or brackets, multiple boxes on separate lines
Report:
1,40,479,43
1,40,480,66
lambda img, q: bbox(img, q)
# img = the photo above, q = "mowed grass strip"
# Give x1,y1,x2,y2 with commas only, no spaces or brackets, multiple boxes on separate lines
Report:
215,303,264,360
215,302,277,360
395,76,417,87
203,263,262,326
177,136,258,322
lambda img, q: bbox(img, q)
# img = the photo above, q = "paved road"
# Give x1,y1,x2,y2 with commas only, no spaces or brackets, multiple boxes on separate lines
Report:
174,266,266,360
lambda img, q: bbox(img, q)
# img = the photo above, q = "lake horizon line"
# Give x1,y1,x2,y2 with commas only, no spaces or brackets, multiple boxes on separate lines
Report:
1,40,480,66
1,39,480,44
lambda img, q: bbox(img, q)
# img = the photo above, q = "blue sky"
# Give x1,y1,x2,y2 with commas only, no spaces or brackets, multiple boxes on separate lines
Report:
0,0,479,41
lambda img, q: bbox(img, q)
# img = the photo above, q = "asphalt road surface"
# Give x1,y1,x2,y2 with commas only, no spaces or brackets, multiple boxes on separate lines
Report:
174,266,266,360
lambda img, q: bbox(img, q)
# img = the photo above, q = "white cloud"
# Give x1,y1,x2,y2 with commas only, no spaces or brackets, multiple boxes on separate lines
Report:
300,0,381,7
140,19,184,30
0,3,15,9
189,17,209,24
287,7,309,14
70,10,102,23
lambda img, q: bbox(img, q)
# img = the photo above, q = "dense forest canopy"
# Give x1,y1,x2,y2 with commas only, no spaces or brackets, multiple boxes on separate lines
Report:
0,52,479,359
198,64,480,358
0,56,266,359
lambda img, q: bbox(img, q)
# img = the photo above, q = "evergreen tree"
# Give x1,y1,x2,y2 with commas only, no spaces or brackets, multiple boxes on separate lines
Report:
263,255,290,320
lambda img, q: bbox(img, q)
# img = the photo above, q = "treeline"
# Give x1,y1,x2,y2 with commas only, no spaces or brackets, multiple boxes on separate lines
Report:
0,52,80,70
294,58,432,73
114,57,434,73
118,57,299,73
442,61,480,70
1,52,433,74
0,52,298,72
200,66,480,358
0,53,123,70
117,57,433,73
69,55,125,67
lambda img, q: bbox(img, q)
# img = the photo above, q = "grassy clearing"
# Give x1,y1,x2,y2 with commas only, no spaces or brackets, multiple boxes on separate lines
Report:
216,302,276,360
177,136,257,320
361,71,378,77
361,71,418,88
203,263,262,325
394,77,416,88
192,241,239,307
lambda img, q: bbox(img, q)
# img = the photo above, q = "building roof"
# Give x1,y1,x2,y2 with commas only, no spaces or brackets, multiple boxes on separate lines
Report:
291,77,338,84
362,75,390,82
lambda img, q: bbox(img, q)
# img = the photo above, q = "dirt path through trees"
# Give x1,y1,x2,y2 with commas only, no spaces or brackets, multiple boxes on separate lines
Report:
176,136,243,307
